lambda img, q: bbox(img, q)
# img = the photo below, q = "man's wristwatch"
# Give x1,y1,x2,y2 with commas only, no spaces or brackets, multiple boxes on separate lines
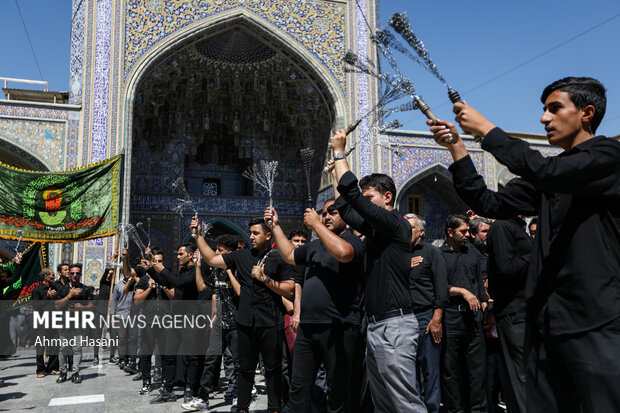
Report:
264,275,272,282
333,152,346,160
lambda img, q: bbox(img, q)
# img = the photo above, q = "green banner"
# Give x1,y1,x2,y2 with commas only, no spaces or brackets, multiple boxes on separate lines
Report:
0,154,122,242
1,242,46,309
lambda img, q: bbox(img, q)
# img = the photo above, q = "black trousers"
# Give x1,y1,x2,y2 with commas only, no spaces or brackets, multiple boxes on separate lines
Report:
237,323,282,411
289,323,360,413
442,308,487,413
526,315,620,413
496,313,526,413
35,328,58,373
140,321,172,383
199,327,238,399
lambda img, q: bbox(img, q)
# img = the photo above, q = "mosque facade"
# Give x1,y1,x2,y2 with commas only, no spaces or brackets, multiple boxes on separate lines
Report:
0,0,557,285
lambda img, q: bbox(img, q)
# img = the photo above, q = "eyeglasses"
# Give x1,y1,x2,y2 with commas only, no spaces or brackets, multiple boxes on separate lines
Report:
154,259,163,263
70,271,81,275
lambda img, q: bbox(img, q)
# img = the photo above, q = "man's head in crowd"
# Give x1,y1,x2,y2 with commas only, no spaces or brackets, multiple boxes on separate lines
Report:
69,263,83,285
150,248,164,268
469,217,492,250
177,243,196,268
405,213,426,247
57,263,70,282
40,268,55,286
444,214,470,251
322,199,347,235
215,235,238,255
248,217,272,253
540,77,606,150
528,217,538,239
236,236,247,250
288,229,308,249
359,173,396,210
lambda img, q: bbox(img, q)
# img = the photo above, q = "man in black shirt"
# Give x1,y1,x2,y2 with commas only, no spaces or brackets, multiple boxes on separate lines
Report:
32,267,58,377
266,199,365,413
192,217,294,413
185,235,241,412
486,215,532,413
406,213,448,413
54,263,94,384
144,243,203,404
428,76,620,412
134,249,171,398
329,130,425,412
440,214,489,413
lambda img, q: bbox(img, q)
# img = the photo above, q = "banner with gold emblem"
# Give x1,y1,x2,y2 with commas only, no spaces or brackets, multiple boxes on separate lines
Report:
0,154,122,242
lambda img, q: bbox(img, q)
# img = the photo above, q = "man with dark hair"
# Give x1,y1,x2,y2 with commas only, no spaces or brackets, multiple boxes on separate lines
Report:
184,235,241,411
429,76,620,412
54,263,94,384
32,267,58,377
329,130,425,412
54,263,70,288
469,217,492,254
144,242,203,404
266,198,365,413
440,214,489,413
134,248,170,397
405,213,448,413
485,214,532,413
192,217,295,413
288,229,308,248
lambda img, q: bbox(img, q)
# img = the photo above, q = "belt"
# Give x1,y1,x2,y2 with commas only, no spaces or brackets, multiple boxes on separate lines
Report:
366,307,413,324
448,304,469,312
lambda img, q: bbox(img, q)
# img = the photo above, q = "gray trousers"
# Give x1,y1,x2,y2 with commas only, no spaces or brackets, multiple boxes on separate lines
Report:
58,329,82,373
366,312,427,413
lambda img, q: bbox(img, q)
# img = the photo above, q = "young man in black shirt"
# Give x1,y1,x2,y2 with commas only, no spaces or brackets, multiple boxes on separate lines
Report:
54,263,94,384
486,215,532,413
406,213,449,413
329,130,425,412
184,235,241,412
32,267,58,377
440,214,489,413
192,217,295,413
144,243,203,404
428,76,620,413
266,198,365,413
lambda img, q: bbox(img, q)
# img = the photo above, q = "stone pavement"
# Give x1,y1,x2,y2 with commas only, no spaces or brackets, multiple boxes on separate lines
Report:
0,348,270,412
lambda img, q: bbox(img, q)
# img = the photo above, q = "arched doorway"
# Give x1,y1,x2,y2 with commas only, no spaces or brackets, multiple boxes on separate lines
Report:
126,18,339,261
396,165,469,242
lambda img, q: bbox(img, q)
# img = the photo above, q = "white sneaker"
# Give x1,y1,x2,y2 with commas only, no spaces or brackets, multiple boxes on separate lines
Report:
181,397,208,411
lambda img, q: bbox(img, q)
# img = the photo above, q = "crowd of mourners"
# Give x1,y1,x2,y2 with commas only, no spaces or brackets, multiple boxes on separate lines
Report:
2,76,620,413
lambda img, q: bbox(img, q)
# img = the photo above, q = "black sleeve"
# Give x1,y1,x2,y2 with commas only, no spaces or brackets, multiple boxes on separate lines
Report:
334,196,374,237
429,247,449,309
482,127,620,195
270,255,295,282
135,275,149,291
343,231,366,264
147,267,172,288
449,155,539,218
337,171,404,236
222,250,239,272
293,243,309,266
487,222,530,280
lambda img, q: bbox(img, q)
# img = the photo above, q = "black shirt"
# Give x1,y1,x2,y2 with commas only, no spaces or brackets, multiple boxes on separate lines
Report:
55,282,95,302
410,241,449,313
293,230,365,324
135,274,171,317
449,128,620,335
31,282,56,311
441,242,489,306
222,247,294,328
336,172,412,316
486,217,532,317
148,264,199,301
206,267,239,329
